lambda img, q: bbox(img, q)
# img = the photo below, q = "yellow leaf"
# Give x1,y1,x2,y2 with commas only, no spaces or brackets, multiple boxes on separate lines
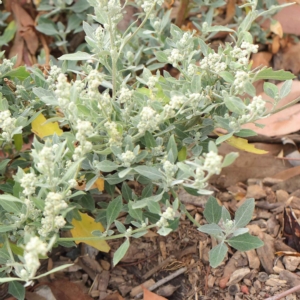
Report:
95,178,104,191
70,212,110,253
31,113,63,138
226,136,268,154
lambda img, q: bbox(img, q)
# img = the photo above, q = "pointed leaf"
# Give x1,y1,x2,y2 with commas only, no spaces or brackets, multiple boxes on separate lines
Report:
234,198,255,228
209,242,228,268
227,232,264,251
106,195,123,228
203,196,222,224
113,238,130,266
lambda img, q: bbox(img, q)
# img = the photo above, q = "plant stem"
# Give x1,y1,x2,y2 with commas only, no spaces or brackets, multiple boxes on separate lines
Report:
57,224,157,242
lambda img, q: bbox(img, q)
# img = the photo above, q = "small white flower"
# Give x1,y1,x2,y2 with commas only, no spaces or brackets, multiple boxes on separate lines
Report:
203,151,223,175
120,150,135,167
137,107,160,133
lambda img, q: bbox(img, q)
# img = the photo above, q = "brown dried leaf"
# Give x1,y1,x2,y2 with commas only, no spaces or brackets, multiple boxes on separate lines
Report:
143,287,168,300
283,208,300,252
270,19,283,38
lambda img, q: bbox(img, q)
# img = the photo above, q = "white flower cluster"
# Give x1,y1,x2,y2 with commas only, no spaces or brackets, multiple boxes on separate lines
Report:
107,0,122,23
241,41,259,54
187,64,197,76
168,49,184,67
46,66,62,90
223,219,235,231
118,87,133,104
0,110,17,142
231,42,258,66
39,192,67,237
20,173,37,196
162,104,175,119
36,145,55,176
201,53,226,73
203,151,223,175
73,120,94,161
169,95,186,110
87,70,103,99
156,207,176,227
15,85,26,99
137,106,160,133
147,75,159,90
55,73,71,110
98,92,113,115
119,150,135,167
233,70,249,94
104,121,123,146
19,236,48,280
163,160,178,179
193,167,207,190
247,95,265,116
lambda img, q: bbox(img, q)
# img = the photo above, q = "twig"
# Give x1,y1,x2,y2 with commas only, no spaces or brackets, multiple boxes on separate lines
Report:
142,255,175,280
265,283,300,300
135,267,187,298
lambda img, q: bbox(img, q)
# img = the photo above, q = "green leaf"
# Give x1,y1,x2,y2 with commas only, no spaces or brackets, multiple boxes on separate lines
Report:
198,224,223,236
244,82,256,97
222,152,239,168
219,71,234,83
121,182,132,202
209,242,228,268
96,160,119,172
263,82,278,99
13,134,23,151
255,68,296,81
8,281,25,300
0,194,23,213
227,233,264,251
128,201,143,221
132,192,163,209
0,159,10,174
235,129,257,138
114,220,126,233
4,66,30,81
106,195,123,229
221,206,231,222
280,79,293,99
59,51,93,61
144,131,156,148
234,198,254,228
224,96,246,114
203,196,222,224
113,238,130,266
147,200,161,214
167,135,178,164
134,166,163,181
216,132,233,145
178,146,187,162
0,21,17,47
154,51,168,63
0,225,17,233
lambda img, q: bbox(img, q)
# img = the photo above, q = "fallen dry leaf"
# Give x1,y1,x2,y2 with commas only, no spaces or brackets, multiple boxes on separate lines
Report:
273,166,300,181
270,19,283,38
143,286,168,300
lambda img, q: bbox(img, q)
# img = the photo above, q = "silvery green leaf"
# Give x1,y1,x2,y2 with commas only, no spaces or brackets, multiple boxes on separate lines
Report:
106,173,128,185
244,82,256,97
176,162,195,177
132,192,163,209
224,96,246,114
96,160,119,172
280,79,293,99
255,68,295,81
147,200,161,214
135,150,148,163
263,82,278,99
208,141,218,153
0,159,10,173
114,220,126,233
235,129,257,137
232,228,249,237
113,238,130,266
33,264,74,280
222,152,239,168
197,189,214,195
0,195,23,213
157,227,173,236
198,224,223,237
8,281,25,300
59,51,93,61
134,166,164,181
106,195,123,229
221,206,231,222
132,230,148,238
60,158,84,183
207,25,234,32
203,196,222,224
227,233,264,251
122,183,132,202
155,51,168,63
234,198,254,228
128,201,143,221
219,71,234,83
33,88,58,105
118,168,133,178
209,242,228,268
216,132,233,145
167,135,178,163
